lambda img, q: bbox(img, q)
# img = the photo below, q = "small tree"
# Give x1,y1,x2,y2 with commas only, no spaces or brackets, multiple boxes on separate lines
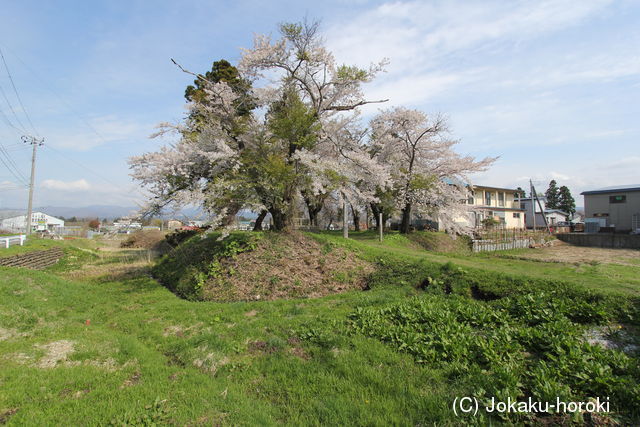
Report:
481,217,500,228
545,180,559,209
557,186,576,219
88,219,101,230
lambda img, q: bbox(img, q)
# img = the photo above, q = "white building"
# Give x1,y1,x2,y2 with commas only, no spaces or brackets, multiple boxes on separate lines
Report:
1,212,65,233
460,185,526,229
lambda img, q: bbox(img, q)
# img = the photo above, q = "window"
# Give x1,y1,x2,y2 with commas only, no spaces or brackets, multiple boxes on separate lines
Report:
593,213,609,217
513,212,521,218
498,192,505,207
609,195,626,204
467,191,474,205
485,191,492,205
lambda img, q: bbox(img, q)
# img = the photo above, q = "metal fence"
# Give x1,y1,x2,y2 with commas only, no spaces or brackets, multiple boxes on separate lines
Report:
471,227,550,252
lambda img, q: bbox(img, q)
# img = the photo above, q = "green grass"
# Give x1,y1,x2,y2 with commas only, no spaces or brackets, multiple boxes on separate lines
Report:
315,231,640,296
0,262,457,425
0,236,98,258
1,232,639,425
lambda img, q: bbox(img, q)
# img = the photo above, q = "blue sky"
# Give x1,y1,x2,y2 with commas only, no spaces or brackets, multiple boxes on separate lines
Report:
0,0,638,210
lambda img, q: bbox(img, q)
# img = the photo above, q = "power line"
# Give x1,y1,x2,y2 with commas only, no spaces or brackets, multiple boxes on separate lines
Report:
0,47,39,136
0,43,107,144
0,104,24,134
0,84,27,133
0,141,29,185
0,151,28,186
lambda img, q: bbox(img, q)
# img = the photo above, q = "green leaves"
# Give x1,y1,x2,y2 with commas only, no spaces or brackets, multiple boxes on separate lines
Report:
336,65,369,82
347,288,640,420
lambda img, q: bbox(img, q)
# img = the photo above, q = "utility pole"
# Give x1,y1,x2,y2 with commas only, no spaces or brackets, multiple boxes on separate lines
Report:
530,180,551,235
530,179,536,231
342,194,349,239
23,135,44,235
379,212,383,242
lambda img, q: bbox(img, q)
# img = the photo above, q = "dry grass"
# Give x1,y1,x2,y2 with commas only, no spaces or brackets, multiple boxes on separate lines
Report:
202,232,375,302
120,230,170,251
507,242,640,266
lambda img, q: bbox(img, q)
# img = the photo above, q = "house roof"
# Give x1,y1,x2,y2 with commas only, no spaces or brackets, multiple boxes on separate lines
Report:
544,209,568,215
469,184,519,192
581,184,640,195
518,196,547,202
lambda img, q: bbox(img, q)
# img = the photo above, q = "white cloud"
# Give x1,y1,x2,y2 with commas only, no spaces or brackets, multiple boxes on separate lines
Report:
0,180,22,190
327,0,613,69
550,171,571,181
41,179,91,191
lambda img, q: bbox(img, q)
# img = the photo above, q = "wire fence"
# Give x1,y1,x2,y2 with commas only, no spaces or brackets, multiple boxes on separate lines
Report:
471,227,552,252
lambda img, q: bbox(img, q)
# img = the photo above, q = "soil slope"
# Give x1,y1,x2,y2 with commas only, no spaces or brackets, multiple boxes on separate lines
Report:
153,232,374,302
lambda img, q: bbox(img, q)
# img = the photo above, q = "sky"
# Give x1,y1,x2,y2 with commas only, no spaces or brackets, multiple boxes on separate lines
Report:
0,0,638,210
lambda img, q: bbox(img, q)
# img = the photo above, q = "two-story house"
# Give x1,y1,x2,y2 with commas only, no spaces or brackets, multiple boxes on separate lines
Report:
462,185,526,229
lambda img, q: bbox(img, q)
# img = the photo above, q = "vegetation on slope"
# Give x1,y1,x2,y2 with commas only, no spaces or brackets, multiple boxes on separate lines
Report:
153,232,373,302
0,232,639,424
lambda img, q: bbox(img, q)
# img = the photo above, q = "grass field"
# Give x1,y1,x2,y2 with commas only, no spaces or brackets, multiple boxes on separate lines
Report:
330,231,640,296
1,232,638,425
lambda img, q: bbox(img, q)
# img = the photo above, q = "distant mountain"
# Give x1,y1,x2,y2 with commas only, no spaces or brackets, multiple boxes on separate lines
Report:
0,205,138,220
37,205,140,220
0,205,258,221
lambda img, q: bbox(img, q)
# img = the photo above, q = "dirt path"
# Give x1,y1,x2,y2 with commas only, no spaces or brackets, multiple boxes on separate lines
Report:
502,242,640,266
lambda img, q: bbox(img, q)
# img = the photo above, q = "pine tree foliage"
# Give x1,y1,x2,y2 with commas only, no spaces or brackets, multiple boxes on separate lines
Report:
545,180,559,209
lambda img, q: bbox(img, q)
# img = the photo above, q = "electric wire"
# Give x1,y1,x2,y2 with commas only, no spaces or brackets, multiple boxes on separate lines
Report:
0,84,27,133
0,146,27,184
0,43,106,143
0,47,39,136
0,151,28,186
0,143,29,185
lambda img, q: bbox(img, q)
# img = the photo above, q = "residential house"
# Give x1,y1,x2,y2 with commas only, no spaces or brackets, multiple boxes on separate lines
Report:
581,185,640,233
518,197,568,229
460,185,526,229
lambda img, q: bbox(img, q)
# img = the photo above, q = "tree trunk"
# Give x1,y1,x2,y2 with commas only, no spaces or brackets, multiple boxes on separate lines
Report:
253,210,268,231
220,202,242,228
400,203,412,234
303,191,325,228
351,203,361,232
307,204,322,227
371,203,381,230
269,208,287,232
370,203,388,231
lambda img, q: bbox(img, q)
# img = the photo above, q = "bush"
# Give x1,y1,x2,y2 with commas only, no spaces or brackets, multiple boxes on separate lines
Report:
164,228,204,247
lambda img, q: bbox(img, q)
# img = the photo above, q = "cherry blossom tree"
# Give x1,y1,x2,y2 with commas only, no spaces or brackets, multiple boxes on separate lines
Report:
130,20,389,231
130,21,496,236
370,107,497,234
